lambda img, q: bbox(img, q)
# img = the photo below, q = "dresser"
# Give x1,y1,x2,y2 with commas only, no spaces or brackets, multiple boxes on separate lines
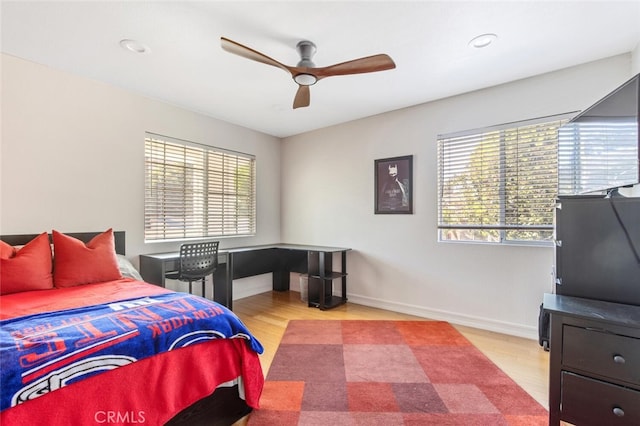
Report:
543,293,640,425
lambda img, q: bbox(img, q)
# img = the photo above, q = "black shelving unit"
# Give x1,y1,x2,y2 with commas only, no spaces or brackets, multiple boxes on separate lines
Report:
307,250,348,310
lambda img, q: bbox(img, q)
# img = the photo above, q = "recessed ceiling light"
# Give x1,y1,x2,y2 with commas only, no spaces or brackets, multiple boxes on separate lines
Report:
119,39,150,54
468,33,498,49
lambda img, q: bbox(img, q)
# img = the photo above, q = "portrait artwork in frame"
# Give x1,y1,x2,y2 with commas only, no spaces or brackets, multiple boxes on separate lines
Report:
375,155,413,214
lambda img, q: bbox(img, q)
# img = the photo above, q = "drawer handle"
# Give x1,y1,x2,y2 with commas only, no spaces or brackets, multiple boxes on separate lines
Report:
612,407,625,417
613,355,626,364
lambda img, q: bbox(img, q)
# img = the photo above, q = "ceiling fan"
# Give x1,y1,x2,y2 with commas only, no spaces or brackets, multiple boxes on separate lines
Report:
220,37,396,109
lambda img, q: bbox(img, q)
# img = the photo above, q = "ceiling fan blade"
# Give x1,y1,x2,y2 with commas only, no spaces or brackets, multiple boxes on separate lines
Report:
221,37,293,75
293,85,310,109
313,54,396,80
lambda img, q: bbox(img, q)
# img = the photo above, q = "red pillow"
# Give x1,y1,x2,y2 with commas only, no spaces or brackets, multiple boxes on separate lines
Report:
53,229,123,288
0,233,54,295
0,241,16,258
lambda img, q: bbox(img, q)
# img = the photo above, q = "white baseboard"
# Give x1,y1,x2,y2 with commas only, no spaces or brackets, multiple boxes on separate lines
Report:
231,282,538,341
346,293,539,341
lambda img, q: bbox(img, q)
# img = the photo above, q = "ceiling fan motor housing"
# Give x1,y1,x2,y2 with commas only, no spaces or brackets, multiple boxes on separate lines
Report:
296,40,317,68
294,40,318,86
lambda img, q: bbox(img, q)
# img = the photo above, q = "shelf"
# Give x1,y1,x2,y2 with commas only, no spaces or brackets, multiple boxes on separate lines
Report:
308,295,347,310
306,249,349,311
309,271,347,280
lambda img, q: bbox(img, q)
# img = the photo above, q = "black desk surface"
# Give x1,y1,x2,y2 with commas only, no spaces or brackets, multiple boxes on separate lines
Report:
140,243,351,310
141,243,351,259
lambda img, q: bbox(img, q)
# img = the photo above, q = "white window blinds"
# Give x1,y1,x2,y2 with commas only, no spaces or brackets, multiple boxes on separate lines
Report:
558,119,638,195
437,115,570,244
144,133,256,242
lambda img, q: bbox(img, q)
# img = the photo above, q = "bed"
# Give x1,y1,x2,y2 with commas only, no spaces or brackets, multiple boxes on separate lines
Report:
0,230,264,425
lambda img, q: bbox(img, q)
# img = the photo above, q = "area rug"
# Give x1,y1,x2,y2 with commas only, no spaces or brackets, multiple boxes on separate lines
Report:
248,320,547,425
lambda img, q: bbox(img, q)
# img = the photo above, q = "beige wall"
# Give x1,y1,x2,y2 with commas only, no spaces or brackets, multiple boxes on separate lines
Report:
1,54,282,261
281,54,635,338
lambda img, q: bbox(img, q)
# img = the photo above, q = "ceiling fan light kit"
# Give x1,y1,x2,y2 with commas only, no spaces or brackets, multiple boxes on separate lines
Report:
293,73,317,86
220,36,396,109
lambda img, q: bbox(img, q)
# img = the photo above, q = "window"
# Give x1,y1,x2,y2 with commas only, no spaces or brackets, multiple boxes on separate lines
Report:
144,133,256,242
437,115,571,244
558,119,638,196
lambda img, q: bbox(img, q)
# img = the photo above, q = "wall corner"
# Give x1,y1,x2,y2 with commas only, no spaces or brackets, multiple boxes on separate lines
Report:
632,41,640,75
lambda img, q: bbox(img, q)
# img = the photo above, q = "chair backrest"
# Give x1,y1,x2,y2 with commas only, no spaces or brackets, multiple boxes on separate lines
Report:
178,241,219,280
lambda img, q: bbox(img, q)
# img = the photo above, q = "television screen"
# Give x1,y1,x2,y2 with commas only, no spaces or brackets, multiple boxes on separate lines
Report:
558,74,639,196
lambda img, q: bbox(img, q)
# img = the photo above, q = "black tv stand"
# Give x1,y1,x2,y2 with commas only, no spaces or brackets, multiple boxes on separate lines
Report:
554,196,640,305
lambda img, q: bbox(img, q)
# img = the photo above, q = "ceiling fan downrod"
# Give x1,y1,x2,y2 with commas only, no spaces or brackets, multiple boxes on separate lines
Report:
296,40,317,68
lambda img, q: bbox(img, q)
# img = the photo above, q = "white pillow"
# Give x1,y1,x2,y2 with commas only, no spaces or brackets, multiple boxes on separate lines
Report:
116,254,144,281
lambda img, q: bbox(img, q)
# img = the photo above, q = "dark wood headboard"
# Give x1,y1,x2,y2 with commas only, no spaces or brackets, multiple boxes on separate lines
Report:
0,231,126,255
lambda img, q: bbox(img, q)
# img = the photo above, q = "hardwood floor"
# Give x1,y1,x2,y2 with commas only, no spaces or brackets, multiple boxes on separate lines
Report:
233,290,550,409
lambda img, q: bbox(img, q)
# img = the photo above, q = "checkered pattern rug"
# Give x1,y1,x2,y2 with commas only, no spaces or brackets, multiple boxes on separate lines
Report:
248,320,547,425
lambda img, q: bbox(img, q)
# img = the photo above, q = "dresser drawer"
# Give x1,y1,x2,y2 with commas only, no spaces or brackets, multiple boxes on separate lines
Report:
563,325,640,384
561,372,640,425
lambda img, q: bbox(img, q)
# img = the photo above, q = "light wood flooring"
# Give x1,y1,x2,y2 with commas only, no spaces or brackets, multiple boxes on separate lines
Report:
233,290,550,409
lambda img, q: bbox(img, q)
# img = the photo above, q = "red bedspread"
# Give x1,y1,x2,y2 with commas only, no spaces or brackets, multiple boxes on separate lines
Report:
0,280,264,425
0,278,172,320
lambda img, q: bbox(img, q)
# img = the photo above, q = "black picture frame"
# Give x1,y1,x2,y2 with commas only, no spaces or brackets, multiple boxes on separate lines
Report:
374,155,413,214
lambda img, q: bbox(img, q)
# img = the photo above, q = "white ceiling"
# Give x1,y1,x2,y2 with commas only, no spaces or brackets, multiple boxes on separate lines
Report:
2,1,640,138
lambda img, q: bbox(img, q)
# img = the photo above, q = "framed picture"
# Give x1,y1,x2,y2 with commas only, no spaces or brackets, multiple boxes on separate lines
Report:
374,155,413,214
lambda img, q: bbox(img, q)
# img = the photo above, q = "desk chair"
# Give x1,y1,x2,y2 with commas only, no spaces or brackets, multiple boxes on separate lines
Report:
165,241,219,299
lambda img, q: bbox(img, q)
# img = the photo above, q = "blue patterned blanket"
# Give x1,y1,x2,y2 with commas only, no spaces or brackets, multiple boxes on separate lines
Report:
0,292,263,411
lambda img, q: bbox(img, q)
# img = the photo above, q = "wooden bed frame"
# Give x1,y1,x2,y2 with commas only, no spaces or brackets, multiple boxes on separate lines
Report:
0,231,127,255
0,231,253,426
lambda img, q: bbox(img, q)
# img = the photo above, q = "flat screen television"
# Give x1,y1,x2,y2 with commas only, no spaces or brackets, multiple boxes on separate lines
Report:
558,73,639,196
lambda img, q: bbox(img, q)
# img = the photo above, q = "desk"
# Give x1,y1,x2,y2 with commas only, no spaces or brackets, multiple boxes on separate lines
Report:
139,244,350,310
